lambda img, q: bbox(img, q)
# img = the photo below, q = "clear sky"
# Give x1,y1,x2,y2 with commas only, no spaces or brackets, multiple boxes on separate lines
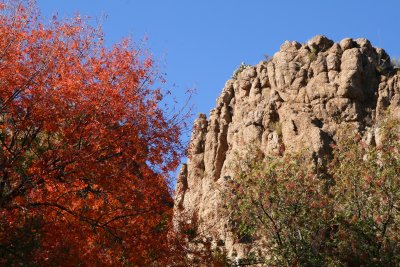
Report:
36,0,400,180
37,0,400,121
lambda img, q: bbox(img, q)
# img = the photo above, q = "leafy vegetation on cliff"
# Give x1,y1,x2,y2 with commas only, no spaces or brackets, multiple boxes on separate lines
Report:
228,115,400,266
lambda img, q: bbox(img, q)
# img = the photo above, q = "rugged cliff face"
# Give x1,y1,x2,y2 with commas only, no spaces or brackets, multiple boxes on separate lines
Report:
174,35,400,258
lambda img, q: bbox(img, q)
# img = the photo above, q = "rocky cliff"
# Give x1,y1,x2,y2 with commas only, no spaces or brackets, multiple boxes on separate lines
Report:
174,35,400,259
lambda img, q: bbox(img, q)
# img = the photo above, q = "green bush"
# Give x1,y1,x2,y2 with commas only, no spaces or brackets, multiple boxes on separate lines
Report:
232,62,251,80
227,115,400,266
391,57,400,68
308,47,318,62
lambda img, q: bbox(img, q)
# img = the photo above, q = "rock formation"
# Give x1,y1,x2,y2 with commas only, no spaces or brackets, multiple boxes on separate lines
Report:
174,35,400,260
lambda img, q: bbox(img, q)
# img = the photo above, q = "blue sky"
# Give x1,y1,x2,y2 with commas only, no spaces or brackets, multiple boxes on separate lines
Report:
37,1,400,179
37,1,400,121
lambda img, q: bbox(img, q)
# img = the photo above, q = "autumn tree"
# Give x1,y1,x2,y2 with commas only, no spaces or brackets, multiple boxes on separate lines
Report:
0,1,190,265
227,115,400,266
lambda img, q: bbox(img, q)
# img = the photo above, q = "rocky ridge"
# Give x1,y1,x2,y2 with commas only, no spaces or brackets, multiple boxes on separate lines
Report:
174,35,400,259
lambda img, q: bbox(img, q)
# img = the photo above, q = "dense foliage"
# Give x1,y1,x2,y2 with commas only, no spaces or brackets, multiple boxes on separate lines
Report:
0,1,189,265
228,116,400,266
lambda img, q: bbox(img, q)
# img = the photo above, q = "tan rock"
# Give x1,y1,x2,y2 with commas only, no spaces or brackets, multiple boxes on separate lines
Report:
174,36,400,261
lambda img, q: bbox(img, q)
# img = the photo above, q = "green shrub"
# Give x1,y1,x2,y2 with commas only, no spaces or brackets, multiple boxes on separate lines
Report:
391,57,400,68
308,47,318,62
232,62,251,80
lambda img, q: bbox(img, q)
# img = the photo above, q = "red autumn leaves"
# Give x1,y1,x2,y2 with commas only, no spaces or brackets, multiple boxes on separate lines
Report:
0,1,186,265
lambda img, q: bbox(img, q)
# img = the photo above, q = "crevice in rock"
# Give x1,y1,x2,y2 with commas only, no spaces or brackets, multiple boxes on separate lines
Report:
291,120,298,135
175,164,188,210
214,125,229,181
311,118,323,128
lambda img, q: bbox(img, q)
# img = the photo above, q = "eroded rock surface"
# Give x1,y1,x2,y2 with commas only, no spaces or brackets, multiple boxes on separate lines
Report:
174,36,400,259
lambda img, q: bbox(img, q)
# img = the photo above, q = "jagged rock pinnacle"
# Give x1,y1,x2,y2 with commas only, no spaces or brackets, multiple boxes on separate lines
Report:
174,35,400,259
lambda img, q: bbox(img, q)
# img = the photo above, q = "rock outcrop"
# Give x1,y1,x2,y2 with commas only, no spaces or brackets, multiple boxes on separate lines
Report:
174,36,400,259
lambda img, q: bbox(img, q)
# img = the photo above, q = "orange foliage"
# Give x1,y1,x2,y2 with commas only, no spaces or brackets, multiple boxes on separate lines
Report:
0,1,187,265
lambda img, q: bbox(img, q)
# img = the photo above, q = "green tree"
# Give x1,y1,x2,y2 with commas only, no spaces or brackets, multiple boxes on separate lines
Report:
227,115,400,266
